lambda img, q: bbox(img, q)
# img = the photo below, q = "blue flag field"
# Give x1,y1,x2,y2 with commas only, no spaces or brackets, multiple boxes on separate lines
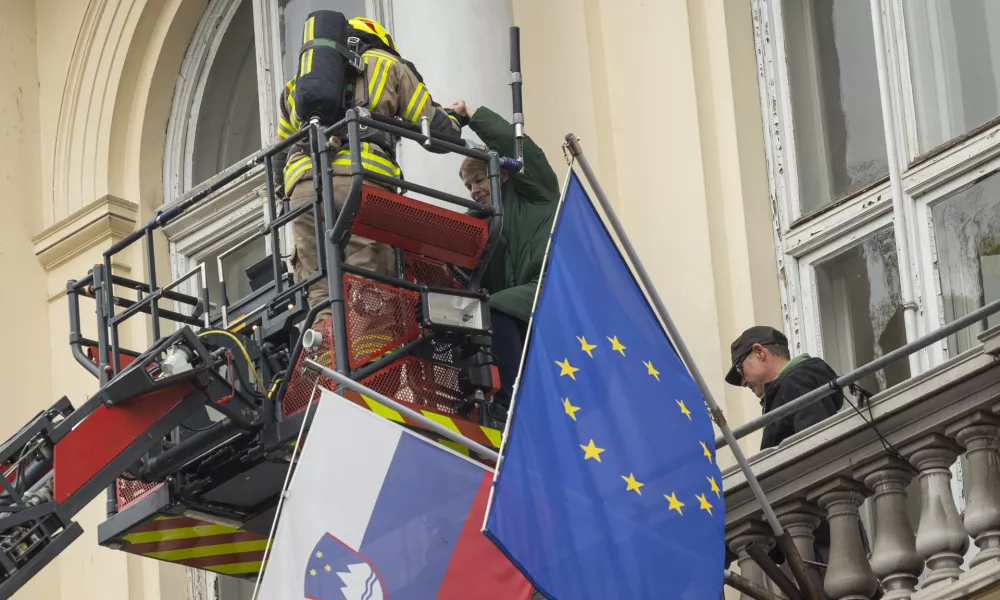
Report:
483,172,725,600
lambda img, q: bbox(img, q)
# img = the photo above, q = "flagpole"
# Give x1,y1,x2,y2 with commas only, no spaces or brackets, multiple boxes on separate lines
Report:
563,134,822,600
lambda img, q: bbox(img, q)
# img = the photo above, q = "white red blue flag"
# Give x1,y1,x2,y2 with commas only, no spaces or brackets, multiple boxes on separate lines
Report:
258,389,532,600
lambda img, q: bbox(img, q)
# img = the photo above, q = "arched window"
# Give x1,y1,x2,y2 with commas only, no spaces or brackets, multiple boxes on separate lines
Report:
162,0,385,315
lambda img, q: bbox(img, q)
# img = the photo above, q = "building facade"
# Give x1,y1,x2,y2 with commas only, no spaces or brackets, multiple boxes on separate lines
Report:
6,0,1000,598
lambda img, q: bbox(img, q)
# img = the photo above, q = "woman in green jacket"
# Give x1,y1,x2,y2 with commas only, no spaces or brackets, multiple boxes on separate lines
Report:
450,101,560,422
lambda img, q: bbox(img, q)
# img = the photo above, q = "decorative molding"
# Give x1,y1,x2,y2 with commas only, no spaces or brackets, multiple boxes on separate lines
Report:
33,195,139,271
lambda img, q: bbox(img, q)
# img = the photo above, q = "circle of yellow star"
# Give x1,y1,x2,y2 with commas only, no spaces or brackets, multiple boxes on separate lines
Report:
576,336,597,358
676,399,692,421
621,473,644,495
665,492,685,515
563,397,581,421
315,551,323,559
580,439,605,462
555,358,579,380
325,565,332,572
707,476,721,498
696,493,714,516
309,568,317,576
700,441,713,464
607,336,626,356
643,361,660,381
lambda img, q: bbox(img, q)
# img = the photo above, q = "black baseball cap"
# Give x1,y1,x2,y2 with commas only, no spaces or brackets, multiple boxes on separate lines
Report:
725,326,789,386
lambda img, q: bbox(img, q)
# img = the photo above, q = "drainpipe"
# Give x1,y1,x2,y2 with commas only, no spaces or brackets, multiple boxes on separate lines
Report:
870,0,923,375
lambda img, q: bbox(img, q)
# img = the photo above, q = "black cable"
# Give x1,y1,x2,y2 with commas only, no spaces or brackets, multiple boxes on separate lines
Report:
843,383,913,470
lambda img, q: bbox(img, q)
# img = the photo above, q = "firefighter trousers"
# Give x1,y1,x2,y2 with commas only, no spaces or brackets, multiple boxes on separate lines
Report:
289,176,395,320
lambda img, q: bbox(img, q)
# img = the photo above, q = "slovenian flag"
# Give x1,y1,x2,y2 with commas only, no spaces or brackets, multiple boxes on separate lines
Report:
257,388,532,600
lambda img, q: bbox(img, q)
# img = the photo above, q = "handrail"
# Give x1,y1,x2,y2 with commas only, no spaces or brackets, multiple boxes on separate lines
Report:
715,293,1000,449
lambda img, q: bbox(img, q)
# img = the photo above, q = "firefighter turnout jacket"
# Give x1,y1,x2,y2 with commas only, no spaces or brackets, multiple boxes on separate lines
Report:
275,46,460,195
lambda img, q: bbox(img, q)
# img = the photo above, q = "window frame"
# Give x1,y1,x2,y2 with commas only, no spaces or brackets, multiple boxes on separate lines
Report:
751,0,1000,370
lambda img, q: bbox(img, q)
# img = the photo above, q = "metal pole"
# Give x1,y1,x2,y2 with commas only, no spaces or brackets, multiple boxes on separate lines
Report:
715,288,1000,449
509,26,525,171
725,571,787,600
564,134,820,600
870,0,922,374
302,359,501,461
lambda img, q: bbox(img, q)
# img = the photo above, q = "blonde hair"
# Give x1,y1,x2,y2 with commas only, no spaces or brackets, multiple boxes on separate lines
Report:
459,155,488,181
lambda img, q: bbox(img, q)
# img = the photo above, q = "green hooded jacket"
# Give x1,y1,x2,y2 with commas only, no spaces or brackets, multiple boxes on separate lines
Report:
468,106,560,324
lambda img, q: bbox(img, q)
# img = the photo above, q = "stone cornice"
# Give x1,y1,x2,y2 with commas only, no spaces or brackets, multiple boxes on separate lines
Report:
33,195,138,271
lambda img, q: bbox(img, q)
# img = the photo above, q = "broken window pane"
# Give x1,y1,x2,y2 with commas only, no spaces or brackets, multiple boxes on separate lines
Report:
932,172,1000,356
816,228,910,394
783,0,889,215
905,1,1000,152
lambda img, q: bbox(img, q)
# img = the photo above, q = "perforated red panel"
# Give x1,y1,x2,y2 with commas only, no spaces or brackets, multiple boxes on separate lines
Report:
360,356,463,415
404,252,466,290
344,274,420,368
116,479,162,511
351,185,489,269
282,318,334,418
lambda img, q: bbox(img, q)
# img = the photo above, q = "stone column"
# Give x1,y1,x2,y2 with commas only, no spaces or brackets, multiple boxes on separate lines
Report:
728,521,776,600
855,456,923,599
774,500,828,599
901,434,969,587
947,412,1000,568
807,477,878,600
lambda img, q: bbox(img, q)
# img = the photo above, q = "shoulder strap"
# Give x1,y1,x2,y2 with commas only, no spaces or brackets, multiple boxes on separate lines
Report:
299,38,364,72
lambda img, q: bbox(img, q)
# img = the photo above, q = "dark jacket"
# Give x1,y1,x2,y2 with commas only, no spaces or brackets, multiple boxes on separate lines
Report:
760,355,843,450
467,107,560,324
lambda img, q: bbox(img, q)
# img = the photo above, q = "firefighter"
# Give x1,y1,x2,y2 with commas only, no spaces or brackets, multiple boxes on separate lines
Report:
450,101,560,422
274,16,462,319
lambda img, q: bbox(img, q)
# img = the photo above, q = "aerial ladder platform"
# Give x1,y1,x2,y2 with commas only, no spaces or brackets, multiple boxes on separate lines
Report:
0,107,521,597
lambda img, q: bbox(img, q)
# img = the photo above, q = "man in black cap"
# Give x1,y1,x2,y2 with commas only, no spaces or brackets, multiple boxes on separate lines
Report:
725,325,844,450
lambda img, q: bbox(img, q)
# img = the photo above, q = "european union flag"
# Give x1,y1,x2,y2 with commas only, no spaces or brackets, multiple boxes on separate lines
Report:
483,172,725,600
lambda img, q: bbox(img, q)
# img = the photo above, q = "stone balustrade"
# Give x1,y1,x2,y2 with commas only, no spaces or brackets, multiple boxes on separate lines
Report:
722,327,1000,600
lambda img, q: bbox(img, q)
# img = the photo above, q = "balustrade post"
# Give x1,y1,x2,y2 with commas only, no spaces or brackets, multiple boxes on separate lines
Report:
855,456,922,599
900,434,969,587
807,477,878,600
774,500,828,599
728,521,777,600
947,412,1000,568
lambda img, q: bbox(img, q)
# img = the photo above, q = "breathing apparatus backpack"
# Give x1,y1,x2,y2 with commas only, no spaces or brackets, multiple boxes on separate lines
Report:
293,10,364,127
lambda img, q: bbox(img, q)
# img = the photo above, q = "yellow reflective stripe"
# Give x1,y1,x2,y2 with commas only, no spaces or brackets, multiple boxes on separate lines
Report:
306,49,314,74
303,17,314,43
145,539,270,562
284,156,313,184
420,411,462,436
367,58,386,98
299,52,308,77
332,143,401,178
371,60,391,108
481,426,502,448
364,49,398,64
277,117,295,139
123,524,238,544
210,561,266,576
404,83,426,122
411,89,430,123
362,394,405,423
440,439,470,456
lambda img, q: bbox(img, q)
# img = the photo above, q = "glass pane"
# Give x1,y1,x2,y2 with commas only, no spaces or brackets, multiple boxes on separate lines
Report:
905,1,1000,152
932,171,1000,355
815,228,910,394
192,0,262,187
278,0,367,85
783,0,889,214
200,237,268,311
